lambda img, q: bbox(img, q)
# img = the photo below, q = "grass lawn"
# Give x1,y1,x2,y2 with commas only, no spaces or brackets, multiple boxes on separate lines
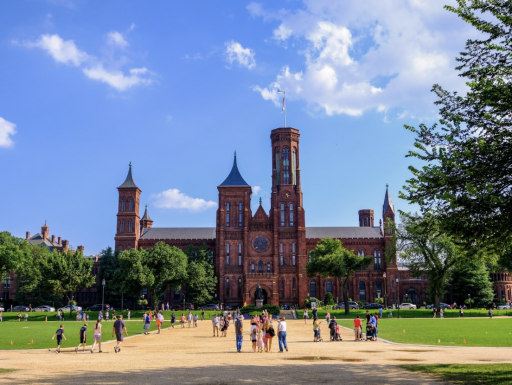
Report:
337,318,512,347
0,318,178,350
0,369,16,373
402,364,512,384
306,308,512,319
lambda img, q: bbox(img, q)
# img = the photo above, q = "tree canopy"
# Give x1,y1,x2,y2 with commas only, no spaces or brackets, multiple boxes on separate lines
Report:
401,0,512,256
450,259,494,307
184,244,217,306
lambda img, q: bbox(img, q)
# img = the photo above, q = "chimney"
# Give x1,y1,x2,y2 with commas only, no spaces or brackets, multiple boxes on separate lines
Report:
26,231,30,240
58,237,61,245
358,209,374,227
51,235,56,244
62,240,69,252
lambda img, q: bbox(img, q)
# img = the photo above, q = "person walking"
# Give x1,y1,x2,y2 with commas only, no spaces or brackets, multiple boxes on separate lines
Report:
235,315,243,352
379,307,383,319
312,307,318,321
113,315,128,353
193,313,198,327
277,316,288,352
265,319,275,352
313,318,321,342
127,310,131,320
171,312,176,328
91,319,103,353
353,316,362,340
24,312,28,322
52,324,67,353
489,308,493,319
0,310,3,322
144,312,151,334
303,309,308,324
326,311,331,325
201,309,205,321
440,308,444,318
17,312,21,322
166,302,170,311
157,311,164,334
187,311,193,328
180,313,185,328
459,306,464,318
329,316,337,341
212,314,220,336
76,323,88,353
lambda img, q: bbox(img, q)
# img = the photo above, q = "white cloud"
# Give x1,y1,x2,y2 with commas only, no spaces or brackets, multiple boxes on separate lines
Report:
17,33,154,92
83,66,152,91
0,117,17,148
107,31,128,48
252,0,473,120
252,186,261,195
152,189,217,212
225,41,256,69
23,34,88,66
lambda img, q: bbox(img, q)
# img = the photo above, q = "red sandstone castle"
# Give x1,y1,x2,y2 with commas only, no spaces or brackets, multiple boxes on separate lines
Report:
113,126,430,308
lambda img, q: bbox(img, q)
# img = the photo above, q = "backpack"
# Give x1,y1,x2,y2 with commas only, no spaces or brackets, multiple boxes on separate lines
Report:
268,327,275,337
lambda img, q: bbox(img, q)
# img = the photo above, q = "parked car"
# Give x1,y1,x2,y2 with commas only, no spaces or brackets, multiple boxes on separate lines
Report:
8,305,30,312
335,301,359,310
361,303,384,309
426,303,451,309
32,305,55,312
57,305,82,312
0,306,4,312
497,304,511,310
399,303,417,309
86,304,109,311
199,304,219,311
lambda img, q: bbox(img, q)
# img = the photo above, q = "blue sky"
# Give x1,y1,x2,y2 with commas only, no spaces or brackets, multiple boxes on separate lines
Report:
0,0,474,254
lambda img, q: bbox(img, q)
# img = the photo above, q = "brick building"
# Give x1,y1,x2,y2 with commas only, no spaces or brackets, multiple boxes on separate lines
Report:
114,126,437,308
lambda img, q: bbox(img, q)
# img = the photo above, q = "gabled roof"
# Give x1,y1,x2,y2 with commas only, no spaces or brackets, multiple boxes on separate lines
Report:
119,162,138,189
141,205,152,221
219,153,249,187
28,233,60,251
383,184,394,215
305,227,383,239
140,227,216,240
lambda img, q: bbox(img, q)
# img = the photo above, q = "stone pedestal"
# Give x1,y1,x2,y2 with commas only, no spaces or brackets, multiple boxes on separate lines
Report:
255,299,263,308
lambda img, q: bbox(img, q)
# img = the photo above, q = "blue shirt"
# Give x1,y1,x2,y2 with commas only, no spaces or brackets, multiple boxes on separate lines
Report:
171,314,176,322
145,315,151,324
370,316,376,326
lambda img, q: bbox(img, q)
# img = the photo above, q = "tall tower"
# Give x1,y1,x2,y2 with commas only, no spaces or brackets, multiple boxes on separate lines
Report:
114,163,142,251
382,184,398,302
270,127,307,305
216,153,252,304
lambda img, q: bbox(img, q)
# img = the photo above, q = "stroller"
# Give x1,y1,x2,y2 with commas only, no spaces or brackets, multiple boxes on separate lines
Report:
317,326,324,342
332,325,343,341
365,324,376,341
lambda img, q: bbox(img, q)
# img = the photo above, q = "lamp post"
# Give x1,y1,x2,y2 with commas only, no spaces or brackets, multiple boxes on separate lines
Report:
383,272,388,309
396,277,400,318
101,279,106,315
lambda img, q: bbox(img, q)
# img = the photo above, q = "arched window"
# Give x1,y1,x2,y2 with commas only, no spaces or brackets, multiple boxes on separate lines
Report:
292,278,296,298
408,287,416,303
121,199,126,212
326,281,333,294
118,245,124,251
226,202,230,211
275,149,280,185
359,281,366,301
251,262,255,273
129,199,134,212
289,204,294,226
310,281,317,298
267,262,271,273
283,148,290,184
238,203,242,227
292,255,296,266
238,278,242,298
128,221,133,233
258,261,264,273
308,250,312,262
226,243,230,266
120,221,125,233
376,281,382,298
281,212,285,227
226,278,230,297
239,202,242,211
290,203,293,211
226,203,230,227
292,243,296,253
238,243,242,265
280,255,284,266
280,243,284,253
374,250,382,269
358,250,365,257
280,278,284,298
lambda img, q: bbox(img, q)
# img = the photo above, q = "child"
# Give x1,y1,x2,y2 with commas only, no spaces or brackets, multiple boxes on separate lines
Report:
180,313,185,328
440,308,444,318
388,311,393,318
91,319,103,353
326,312,330,325
24,312,28,322
171,312,176,328
193,313,198,328
17,312,21,322
127,310,131,320
52,324,67,353
76,323,88,353
144,312,151,335
489,308,493,319
106,311,110,321
251,328,258,352
112,310,117,321
0,310,3,322
256,330,264,353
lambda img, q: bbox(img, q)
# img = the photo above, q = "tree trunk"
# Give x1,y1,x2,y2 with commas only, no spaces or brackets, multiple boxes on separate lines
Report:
343,279,350,315
434,295,441,310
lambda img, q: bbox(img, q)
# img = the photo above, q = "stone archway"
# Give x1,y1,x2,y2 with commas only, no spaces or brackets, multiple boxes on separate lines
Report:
249,283,273,306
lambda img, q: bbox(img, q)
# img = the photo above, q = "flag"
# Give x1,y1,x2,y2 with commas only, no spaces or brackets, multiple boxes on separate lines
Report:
281,97,285,112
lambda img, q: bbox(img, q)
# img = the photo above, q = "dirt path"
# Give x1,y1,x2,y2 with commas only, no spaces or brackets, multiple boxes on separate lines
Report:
0,319,509,384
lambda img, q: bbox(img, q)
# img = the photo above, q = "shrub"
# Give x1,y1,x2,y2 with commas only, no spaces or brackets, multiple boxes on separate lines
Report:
240,304,280,315
303,299,311,308
324,292,335,305
374,298,384,304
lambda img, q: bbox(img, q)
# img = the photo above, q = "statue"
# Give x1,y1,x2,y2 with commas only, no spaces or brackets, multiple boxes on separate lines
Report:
255,284,263,300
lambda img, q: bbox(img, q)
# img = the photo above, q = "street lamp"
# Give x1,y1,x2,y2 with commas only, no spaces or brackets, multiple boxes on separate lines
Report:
101,279,106,316
396,277,400,318
383,272,388,309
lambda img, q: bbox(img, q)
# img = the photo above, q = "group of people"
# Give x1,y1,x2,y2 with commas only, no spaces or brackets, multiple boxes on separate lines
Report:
354,311,380,341
310,310,341,342
232,310,288,353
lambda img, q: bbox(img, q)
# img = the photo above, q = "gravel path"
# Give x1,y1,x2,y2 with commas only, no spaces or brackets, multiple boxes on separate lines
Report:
0,319,509,384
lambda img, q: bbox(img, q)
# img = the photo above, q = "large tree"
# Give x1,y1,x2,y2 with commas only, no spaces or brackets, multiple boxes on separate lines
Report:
99,247,123,306
390,213,462,308
401,0,512,256
0,231,25,280
451,259,494,308
184,244,217,306
41,250,95,314
117,242,188,308
306,237,372,314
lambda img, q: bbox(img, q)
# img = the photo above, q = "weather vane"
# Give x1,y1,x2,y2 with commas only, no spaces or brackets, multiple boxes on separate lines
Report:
278,89,286,128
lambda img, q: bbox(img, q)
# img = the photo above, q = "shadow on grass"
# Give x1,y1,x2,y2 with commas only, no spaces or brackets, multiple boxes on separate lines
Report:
3,364,441,384
402,364,512,385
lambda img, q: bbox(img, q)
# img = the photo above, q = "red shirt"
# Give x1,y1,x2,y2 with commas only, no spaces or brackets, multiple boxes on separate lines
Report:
354,318,361,328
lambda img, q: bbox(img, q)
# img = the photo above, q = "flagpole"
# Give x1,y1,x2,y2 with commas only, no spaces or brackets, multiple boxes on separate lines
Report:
278,90,286,127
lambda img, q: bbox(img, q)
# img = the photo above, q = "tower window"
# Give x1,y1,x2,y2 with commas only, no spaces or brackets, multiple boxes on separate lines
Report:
128,220,133,233
120,221,125,233
121,199,126,212
226,278,230,297
280,243,284,253
238,213,242,227
238,243,242,266
238,278,242,298
280,255,284,266
281,203,285,211
292,255,296,266
258,261,263,273
280,278,284,298
251,262,255,273
290,213,294,226
281,213,285,227
129,199,134,212
267,262,271,273
290,203,293,210
239,203,242,211
326,281,333,294
292,278,296,298
226,213,230,227
283,148,290,184
226,243,230,266
226,202,230,211
310,281,316,298
308,251,311,262
292,243,296,253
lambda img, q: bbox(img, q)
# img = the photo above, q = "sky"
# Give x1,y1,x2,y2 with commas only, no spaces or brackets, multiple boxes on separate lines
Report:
0,0,475,254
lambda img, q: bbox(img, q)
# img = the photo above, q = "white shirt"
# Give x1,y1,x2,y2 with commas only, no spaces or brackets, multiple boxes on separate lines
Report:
187,313,193,321
212,316,220,326
278,321,287,332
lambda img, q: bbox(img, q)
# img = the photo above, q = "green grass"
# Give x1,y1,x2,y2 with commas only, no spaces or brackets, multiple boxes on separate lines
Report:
402,364,512,384
0,369,17,373
0,317,190,350
337,318,512,347
305,308,512,319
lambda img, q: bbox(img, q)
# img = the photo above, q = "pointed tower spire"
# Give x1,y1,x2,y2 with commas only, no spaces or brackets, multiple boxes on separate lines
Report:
259,197,262,206
118,162,138,188
383,183,394,216
219,153,249,186
141,204,152,221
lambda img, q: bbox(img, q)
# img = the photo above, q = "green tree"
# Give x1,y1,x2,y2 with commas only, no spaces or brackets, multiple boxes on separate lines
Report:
306,238,372,314
0,231,25,281
401,1,512,257
99,247,123,306
184,244,217,306
451,259,494,308
390,213,462,309
323,292,335,306
15,244,51,304
117,242,188,308
41,250,95,315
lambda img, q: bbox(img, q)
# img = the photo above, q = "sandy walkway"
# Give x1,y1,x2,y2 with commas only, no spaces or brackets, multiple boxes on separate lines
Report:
0,319,510,384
